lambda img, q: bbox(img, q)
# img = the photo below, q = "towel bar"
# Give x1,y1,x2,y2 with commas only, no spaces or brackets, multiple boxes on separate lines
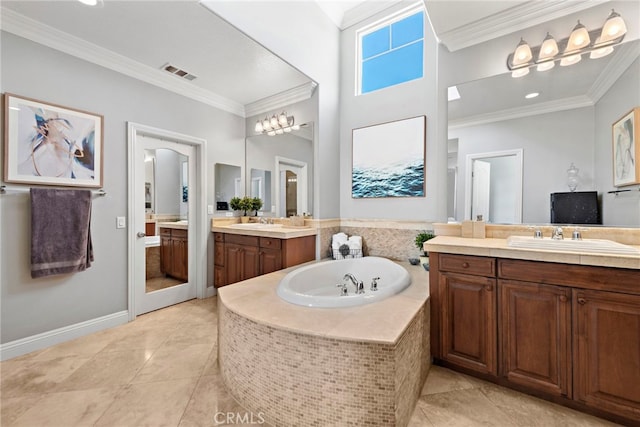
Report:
0,185,106,197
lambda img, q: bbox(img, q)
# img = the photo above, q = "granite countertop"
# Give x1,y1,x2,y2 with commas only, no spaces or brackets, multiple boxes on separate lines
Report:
217,260,429,345
212,224,317,239
425,236,640,270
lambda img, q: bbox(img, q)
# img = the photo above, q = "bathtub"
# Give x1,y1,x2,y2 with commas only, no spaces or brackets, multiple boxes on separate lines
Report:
145,235,160,248
277,256,411,308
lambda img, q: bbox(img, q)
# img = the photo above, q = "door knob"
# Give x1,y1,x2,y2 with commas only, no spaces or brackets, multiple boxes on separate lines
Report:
137,232,146,238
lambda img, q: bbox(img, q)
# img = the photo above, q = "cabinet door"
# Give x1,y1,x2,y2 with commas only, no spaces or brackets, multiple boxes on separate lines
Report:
241,245,260,281
172,236,188,281
214,265,226,288
160,234,172,276
225,245,244,284
260,247,282,275
574,289,640,421
441,272,497,375
499,280,571,397
214,241,225,266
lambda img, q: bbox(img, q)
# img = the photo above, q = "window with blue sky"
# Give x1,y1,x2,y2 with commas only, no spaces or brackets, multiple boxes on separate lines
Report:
358,9,425,95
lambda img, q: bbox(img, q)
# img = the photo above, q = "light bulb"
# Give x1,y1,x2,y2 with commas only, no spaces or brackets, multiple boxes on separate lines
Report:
590,37,614,59
600,10,626,43
255,121,263,133
511,68,529,78
262,118,272,131
537,61,555,72
270,115,279,128
538,33,558,60
278,112,288,126
567,21,590,50
512,38,532,66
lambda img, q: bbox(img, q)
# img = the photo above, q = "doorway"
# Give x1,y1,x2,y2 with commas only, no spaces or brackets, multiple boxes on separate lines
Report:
127,123,208,319
275,156,308,217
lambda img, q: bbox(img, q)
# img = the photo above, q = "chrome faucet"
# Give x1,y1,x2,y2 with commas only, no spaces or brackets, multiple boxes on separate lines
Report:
552,226,564,240
343,273,364,294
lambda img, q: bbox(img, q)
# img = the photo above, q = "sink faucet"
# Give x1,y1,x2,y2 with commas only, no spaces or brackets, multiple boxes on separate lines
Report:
343,273,364,294
552,226,564,240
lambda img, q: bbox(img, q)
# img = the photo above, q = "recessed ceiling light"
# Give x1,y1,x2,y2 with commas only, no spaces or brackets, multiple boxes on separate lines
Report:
525,92,540,99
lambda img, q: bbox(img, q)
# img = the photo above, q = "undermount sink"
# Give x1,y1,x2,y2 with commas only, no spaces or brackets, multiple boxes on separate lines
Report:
174,220,188,225
230,223,284,229
507,236,640,255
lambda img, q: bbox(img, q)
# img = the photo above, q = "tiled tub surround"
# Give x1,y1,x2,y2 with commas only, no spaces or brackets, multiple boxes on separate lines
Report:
217,261,430,427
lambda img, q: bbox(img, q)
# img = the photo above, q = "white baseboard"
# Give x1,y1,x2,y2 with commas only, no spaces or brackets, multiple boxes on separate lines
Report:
0,310,129,361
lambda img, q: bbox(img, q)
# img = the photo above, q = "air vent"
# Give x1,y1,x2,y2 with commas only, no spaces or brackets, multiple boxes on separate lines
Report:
161,63,197,81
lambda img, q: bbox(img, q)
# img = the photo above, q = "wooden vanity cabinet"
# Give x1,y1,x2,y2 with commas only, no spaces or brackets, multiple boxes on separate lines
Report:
573,289,640,421
159,227,188,281
437,254,497,376
430,252,640,424
498,279,571,398
214,232,315,288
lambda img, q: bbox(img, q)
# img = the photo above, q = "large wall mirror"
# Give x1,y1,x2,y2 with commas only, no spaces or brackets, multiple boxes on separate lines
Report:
214,163,242,211
245,123,314,217
448,40,639,226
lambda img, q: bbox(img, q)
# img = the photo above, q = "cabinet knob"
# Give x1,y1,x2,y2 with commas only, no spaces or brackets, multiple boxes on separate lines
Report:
577,298,586,305
559,295,568,303
484,284,493,292
462,262,470,268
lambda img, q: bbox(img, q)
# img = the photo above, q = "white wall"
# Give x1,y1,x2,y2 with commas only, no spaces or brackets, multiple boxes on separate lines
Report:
450,108,596,224
594,57,640,226
0,32,244,344
338,3,445,221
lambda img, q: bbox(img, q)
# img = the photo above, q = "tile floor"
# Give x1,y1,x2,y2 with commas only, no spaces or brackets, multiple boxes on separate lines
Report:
1,297,620,427
146,276,184,293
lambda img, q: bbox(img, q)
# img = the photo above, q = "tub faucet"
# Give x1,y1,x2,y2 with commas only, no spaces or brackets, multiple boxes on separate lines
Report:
552,227,564,240
343,273,365,294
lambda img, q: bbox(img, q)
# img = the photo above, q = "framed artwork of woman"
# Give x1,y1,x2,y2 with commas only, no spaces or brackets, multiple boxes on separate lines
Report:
612,107,640,187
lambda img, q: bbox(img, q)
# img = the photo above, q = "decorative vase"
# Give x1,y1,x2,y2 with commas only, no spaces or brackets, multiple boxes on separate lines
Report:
240,216,250,223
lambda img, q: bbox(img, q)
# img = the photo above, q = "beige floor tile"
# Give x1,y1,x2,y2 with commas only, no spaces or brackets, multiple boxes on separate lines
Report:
57,348,153,391
132,343,213,383
164,321,217,347
7,386,122,427
201,346,219,377
407,401,435,427
1,395,41,426
417,388,517,426
479,384,620,427
31,328,118,361
99,324,179,353
94,378,198,427
1,355,91,398
420,365,484,396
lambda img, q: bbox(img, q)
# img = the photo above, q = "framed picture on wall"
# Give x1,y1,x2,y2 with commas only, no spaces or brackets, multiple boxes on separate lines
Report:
352,115,426,198
612,107,640,187
3,93,103,188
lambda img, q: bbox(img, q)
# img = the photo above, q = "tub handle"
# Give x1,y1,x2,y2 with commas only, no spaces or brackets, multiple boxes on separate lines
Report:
371,277,380,291
336,283,348,296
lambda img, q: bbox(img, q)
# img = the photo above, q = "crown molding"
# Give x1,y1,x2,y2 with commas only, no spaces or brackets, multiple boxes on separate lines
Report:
439,0,609,52
0,7,246,117
244,81,317,118
588,41,640,103
341,0,405,30
449,95,593,130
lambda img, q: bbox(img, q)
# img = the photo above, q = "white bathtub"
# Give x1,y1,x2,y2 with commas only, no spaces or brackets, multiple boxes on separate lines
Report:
145,235,160,248
277,256,411,308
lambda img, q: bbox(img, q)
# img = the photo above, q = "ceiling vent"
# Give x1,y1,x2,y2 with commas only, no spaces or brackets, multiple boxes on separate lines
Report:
161,63,197,81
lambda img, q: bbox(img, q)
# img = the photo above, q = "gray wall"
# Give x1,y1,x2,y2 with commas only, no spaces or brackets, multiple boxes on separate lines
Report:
0,32,244,343
450,108,596,224
153,148,184,216
339,3,445,221
594,57,640,226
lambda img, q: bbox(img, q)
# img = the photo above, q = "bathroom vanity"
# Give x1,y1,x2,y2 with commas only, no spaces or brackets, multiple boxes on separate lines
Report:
159,223,188,281
212,222,317,288
426,234,640,425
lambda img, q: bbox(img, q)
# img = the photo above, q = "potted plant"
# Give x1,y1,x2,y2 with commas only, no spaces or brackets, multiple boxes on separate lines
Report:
250,197,263,216
230,196,254,222
415,230,436,255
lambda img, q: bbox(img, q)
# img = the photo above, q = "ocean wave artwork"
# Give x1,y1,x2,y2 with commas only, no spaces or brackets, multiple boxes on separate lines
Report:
351,116,426,198
353,158,424,198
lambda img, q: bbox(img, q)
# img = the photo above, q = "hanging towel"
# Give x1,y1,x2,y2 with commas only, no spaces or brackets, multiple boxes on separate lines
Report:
30,188,94,278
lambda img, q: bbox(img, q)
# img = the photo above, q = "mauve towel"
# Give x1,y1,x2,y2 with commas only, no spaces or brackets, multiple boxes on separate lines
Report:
30,188,94,278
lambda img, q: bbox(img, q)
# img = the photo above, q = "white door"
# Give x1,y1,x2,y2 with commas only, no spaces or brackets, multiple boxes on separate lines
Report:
134,136,196,315
471,160,491,222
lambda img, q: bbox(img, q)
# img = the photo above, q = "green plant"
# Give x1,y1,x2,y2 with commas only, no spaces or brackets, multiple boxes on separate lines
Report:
415,230,436,255
250,197,263,215
230,196,253,216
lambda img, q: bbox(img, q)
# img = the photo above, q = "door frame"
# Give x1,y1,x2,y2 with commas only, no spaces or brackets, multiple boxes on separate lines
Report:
464,149,523,223
127,122,208,321
275,156,308,217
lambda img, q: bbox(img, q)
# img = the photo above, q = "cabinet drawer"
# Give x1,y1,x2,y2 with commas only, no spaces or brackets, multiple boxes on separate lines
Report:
172,229,188,239
214,233,225,242
159,228,172,237
440,254,495,277
225,234,259,247
259,237,281,249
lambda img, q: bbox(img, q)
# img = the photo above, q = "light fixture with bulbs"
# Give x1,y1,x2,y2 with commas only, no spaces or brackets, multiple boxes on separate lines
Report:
507,9,627,78
254,112,299,136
